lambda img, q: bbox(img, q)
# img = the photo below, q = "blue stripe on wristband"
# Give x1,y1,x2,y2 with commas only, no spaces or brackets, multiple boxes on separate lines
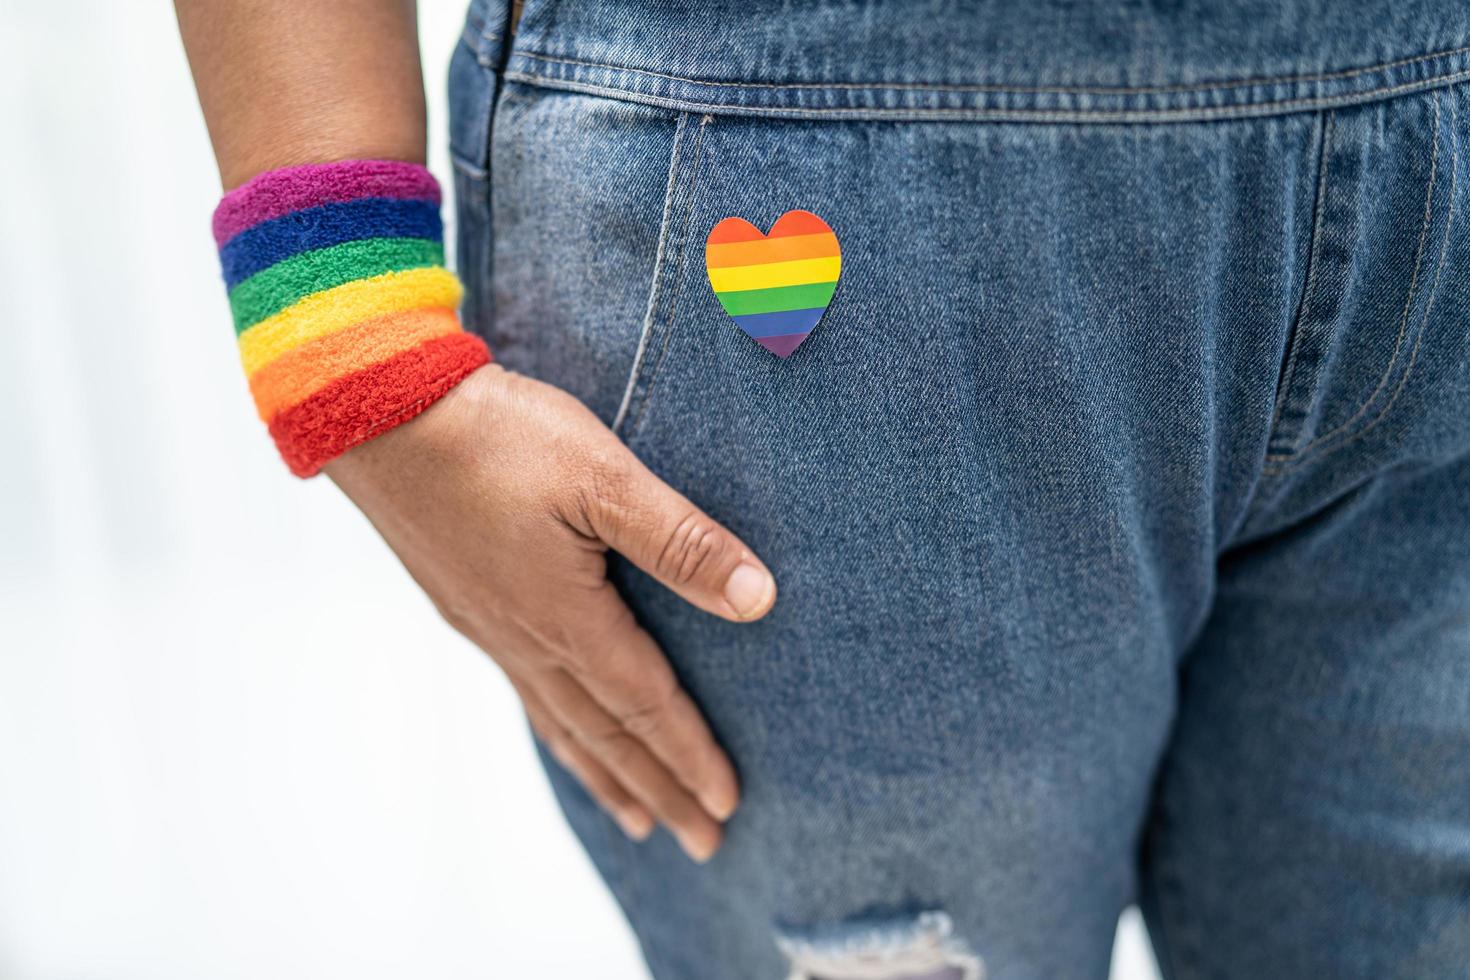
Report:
219,197,444,288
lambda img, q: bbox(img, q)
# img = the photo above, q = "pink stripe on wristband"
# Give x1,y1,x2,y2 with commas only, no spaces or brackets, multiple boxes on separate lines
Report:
212,160,442,247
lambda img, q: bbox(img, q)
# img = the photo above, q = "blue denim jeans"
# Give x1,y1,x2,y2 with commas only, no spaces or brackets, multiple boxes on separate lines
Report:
450,2,1470,977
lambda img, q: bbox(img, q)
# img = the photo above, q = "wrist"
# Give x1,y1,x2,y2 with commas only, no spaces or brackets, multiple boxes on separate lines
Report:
217,130,426,193
322,363,502,485
213,159,491,477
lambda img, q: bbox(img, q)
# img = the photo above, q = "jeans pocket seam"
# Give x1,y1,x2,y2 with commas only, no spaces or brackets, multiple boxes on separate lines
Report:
612,112,714,439
1263,109,1334,457
1263,88,1456,474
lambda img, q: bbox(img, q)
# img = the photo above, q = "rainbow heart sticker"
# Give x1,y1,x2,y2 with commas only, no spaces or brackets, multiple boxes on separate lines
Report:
705,210,841,358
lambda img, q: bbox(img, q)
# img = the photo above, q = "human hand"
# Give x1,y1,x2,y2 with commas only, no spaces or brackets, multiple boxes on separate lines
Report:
325,365,776,861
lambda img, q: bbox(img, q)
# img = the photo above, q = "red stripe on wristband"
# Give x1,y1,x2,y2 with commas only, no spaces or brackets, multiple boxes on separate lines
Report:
268,332,491,477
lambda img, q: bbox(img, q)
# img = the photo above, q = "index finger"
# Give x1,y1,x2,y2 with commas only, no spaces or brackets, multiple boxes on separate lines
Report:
559,588,741,821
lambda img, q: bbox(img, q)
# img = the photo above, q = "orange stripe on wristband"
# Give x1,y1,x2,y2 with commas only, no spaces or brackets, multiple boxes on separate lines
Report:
237,266,462,375
248,307,462,421
268,331,490,477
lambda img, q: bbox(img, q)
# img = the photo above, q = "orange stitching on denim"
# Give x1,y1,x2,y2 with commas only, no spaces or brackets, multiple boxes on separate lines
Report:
514,44,1470,96
501,68,1470,123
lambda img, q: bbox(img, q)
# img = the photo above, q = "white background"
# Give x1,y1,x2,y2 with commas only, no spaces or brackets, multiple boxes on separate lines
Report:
0,3,1160,977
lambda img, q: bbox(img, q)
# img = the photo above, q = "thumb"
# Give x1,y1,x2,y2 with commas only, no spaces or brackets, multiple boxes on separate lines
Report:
583,455,776,622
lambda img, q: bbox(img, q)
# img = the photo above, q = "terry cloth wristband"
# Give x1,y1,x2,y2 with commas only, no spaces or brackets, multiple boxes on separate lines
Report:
213,160,490,476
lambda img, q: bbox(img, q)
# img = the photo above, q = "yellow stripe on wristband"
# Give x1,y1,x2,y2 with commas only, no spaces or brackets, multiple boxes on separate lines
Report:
237,266,463,375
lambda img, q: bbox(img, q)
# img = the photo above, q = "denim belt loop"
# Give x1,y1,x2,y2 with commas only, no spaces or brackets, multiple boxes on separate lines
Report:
467,0,514,72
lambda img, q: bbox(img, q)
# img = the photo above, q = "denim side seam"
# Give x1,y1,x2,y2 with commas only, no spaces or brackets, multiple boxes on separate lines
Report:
501,46,1470,124
1261,89,1457,476
449,21,507,333
612,113,713,440
455,0,512,172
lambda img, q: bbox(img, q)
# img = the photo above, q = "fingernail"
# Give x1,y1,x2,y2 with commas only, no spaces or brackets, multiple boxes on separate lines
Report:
700,789,738,822
616,809,653,841
723,562,774,619
679,831,718,864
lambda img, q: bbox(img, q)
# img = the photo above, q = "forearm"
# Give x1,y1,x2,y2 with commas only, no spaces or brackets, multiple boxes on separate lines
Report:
175,0,426,189
178,0,488,476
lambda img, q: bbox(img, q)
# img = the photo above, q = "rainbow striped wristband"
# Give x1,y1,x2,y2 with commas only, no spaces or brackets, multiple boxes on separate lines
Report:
213,160,490,476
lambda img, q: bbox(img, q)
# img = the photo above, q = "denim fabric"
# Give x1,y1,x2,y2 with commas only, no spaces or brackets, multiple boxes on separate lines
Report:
450,2,1470,977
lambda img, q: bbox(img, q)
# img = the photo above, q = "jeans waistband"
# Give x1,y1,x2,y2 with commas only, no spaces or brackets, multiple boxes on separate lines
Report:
462,0,1470,123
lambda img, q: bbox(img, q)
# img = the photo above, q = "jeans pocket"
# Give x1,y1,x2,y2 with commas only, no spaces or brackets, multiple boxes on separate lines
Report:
1263,86,1461,473
610,112,714,440
1238,83,1470,542
477,86,696,428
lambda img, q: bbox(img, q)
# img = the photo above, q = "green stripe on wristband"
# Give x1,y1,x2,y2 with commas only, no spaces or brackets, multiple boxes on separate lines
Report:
228,237,444,333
